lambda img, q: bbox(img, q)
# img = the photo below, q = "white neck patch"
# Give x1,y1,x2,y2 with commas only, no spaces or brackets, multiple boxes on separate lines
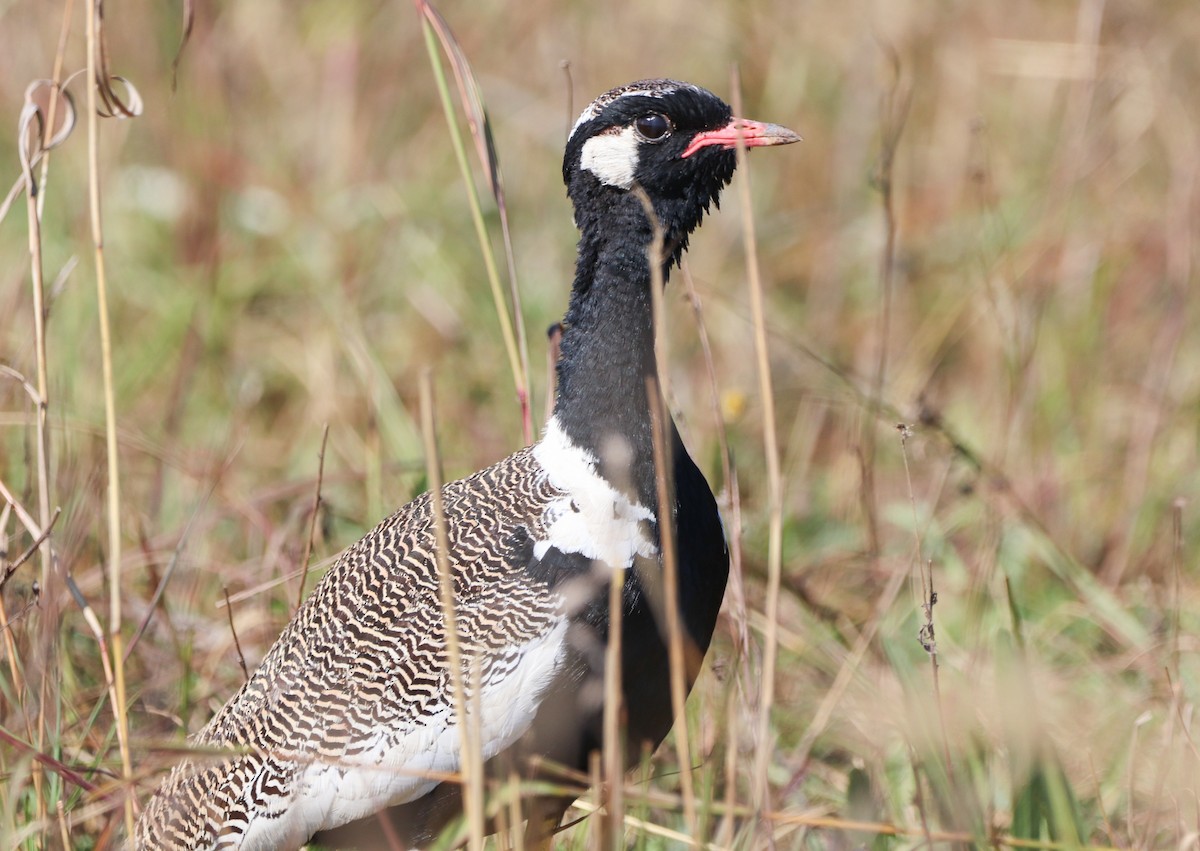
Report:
532,417,658,571
580,126,640,189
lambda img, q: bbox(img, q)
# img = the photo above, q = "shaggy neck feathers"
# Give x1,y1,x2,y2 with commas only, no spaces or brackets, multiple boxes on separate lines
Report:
551,202,673,509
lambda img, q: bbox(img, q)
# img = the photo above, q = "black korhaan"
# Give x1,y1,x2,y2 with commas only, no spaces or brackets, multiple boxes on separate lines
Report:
136,79,798,850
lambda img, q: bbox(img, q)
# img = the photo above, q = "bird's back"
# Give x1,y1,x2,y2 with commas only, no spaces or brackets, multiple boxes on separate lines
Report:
136,446,569,850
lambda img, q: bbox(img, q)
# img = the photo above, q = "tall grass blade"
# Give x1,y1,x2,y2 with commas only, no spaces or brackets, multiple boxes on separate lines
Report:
415,0,532,443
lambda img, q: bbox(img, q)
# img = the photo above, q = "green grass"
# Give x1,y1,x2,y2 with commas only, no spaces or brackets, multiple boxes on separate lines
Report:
2,0,1198,848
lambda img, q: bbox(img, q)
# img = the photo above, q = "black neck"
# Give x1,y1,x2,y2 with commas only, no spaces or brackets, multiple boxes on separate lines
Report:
552,210,672,507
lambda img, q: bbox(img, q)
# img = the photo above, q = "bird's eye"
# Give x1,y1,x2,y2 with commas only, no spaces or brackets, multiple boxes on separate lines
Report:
634,113,672,142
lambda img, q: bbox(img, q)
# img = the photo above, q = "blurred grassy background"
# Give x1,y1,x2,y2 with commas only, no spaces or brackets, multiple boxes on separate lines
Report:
2,0,1198,847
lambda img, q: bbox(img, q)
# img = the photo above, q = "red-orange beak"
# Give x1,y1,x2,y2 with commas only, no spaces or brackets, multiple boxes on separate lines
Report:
681,118,801,159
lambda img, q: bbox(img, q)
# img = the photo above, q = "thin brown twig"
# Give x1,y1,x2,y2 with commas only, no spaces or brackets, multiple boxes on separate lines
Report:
0,474,45,750
222,587,249,681
0,589,41,636
898,426,956,786
296,423,330,611
0,725,98,793
909,752,934,850
0,501,28,725
126,469,227,659
0,507,61,593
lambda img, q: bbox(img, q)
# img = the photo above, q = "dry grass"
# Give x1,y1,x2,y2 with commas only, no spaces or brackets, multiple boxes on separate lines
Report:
2,0,1199,848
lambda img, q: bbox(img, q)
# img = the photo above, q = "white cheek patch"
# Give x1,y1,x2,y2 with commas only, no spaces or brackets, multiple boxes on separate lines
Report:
580,127,640,189
532,418,658,571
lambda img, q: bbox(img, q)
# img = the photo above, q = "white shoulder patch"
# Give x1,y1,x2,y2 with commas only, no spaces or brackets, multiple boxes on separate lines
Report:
580,127,640,190
532,417,658,570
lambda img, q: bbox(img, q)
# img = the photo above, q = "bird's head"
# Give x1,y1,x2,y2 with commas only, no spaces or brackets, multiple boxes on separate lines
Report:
563,79,799,262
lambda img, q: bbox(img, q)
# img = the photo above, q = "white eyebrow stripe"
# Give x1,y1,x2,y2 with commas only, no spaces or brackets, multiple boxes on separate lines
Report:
569,80,703,138
571,88,666,136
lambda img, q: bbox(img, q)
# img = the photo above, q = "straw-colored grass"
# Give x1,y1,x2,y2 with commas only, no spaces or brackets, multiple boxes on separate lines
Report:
1,0,1198,848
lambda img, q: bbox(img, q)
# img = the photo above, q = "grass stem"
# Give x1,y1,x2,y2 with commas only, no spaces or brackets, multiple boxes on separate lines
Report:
419,371,485,851
84,0,134,834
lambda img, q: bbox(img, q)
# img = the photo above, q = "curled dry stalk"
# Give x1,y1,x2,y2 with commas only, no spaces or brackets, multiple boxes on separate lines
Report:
11,51,75,831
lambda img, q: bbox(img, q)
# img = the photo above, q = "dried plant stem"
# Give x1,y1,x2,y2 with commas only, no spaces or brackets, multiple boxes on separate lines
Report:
638,185,698,840
726,74,784,826
506,768,526,851
717,684,740,846
35,0,75,222
898,427,955,784
0,727,98,793
862,50,910,558
23,100,52,593
419,371,485,851
21,55,58,846
601,563,625,849
647,375,697,839
222,587,249,681
680,263,749,660
84,0,133,833
1,506,60,592
295,423,330,611
788,562,907,786
1170,500,1182,680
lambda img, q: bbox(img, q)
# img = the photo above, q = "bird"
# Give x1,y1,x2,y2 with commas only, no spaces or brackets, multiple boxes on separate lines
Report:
134,78,799,850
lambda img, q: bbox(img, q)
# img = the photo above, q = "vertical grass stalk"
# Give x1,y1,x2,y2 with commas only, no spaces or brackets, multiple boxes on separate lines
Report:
637,185,699,841
727,74,784,829
295,423,330,611
419,371,485,851
602,565,625,849
84,0,133,834
416,2,531,442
